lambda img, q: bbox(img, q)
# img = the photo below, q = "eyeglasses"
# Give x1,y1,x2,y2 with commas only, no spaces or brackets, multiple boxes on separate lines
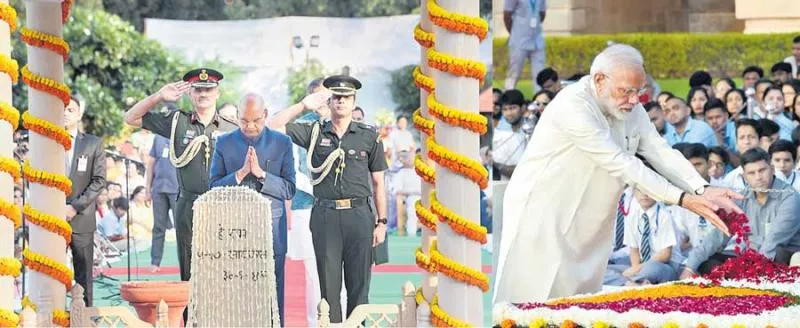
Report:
604,74,647,98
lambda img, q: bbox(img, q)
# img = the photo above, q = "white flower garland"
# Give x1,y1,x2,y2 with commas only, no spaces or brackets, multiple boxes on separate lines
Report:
493,278,800,327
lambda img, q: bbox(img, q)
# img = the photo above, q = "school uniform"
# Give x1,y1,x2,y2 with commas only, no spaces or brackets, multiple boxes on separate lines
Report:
776,170,800,192
624,202,683,284
603,187,636,286
668,206,714,258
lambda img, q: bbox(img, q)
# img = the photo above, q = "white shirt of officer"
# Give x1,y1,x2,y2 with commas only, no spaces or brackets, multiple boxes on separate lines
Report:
624,202,684,265
668,206,713,257
505,0,546,51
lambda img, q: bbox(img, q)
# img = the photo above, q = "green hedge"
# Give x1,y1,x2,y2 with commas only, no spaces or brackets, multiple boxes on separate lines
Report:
493,33,796,80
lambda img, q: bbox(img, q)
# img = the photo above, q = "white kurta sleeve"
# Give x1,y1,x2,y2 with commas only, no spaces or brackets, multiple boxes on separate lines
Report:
634,109,708,195
556,104,684,205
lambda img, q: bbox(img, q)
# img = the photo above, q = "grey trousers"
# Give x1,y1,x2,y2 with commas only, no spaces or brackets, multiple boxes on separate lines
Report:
150,192,176,266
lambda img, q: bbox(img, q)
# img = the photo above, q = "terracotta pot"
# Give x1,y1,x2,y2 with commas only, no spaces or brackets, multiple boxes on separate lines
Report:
120,281,191,327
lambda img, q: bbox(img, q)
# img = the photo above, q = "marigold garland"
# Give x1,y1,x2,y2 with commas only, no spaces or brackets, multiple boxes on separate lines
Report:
414,154,436,185
427,93,488,135
0,3,17,32
427,137,488,190
415,247,436,273
24,204,73,244
662,322,679,328
22,296,37,311
62,0,73,23
21,65,71,107
23,161,72,195
415,199,438,232
21,27,70,62
0,257,21,278
427,0,488,41
53,309,70,327
22,248,73,291
0,53,18,84
430,295,472,328
0,156,21,181
412,107,435,137
500,319,515,328
22,111,72,151
427,48,486,83
0,198,21,229
0,308,19,328
0,101,19,130
413,66,435,94
430,192,487,244
429,240,489,292
413,23,435,49
627,324,645,328
415,289,426,306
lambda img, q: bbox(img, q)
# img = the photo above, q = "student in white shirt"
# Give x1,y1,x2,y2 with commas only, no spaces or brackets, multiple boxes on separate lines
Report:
769,139,800,192
670,143,716,257
723,119,762,191
784,35,800,78
622,187,684,285
603,186,638,286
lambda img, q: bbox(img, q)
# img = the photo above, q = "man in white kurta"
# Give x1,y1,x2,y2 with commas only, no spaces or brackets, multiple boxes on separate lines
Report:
493,44,742,305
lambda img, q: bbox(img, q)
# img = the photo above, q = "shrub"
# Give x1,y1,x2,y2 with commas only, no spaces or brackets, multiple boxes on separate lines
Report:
493,33,795,80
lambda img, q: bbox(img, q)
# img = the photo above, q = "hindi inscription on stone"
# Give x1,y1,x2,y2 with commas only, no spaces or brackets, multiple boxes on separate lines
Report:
187,187,280,327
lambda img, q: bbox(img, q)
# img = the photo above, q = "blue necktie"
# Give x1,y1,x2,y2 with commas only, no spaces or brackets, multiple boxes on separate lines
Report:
614,194,625,251
640,212,652,262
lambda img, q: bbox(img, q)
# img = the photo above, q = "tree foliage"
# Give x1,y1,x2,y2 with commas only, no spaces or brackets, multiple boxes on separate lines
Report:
389,64,419,118
97,0,423,30
11,6,240,138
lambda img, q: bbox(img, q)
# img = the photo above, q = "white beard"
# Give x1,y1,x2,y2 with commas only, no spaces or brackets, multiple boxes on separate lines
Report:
598,87,630,121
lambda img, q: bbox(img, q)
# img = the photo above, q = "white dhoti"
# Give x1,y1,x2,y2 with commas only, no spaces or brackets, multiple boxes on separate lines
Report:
493,76,707,304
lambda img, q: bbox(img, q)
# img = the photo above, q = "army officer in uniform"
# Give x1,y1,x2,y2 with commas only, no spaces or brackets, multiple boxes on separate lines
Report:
123,68,238,286
268,75,388,323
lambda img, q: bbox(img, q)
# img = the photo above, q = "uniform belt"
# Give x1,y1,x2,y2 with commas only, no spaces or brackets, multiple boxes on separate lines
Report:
314,197,368,210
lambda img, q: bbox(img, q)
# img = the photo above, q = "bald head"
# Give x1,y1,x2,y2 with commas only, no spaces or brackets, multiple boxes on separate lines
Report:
238,93,267,138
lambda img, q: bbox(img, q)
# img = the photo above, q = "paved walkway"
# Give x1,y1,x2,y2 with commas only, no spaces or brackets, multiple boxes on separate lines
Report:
92,235,493,326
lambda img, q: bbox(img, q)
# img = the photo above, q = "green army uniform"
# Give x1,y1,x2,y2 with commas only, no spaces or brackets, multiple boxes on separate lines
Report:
139,68,237,282
285,75,388,323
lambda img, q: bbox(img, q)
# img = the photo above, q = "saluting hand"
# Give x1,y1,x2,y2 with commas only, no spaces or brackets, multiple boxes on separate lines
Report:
248,147,265,179
301,90,331,111
157,81,191,102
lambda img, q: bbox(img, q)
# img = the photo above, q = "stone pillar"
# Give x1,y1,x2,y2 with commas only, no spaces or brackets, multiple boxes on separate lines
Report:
0,0,18,326
735,0,800,34
689,0,742,33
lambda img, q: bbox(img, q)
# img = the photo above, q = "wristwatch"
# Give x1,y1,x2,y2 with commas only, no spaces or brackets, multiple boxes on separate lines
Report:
695,184,710,195
375,217,388,227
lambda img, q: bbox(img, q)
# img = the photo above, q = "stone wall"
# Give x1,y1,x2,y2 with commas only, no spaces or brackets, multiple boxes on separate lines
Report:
735,0,800,34
492,0,744,37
